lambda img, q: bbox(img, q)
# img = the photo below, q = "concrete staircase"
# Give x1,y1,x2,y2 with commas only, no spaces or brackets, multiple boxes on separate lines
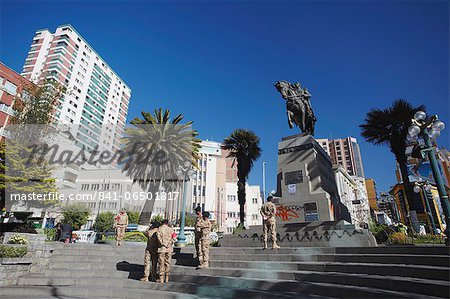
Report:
0,243,448,298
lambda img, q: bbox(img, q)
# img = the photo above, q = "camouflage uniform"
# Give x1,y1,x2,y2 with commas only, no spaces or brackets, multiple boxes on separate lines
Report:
141,227,158,282
114,212,128,246
194,213,202,258
156,224,175,283
260,201,280,249
198,217,211,268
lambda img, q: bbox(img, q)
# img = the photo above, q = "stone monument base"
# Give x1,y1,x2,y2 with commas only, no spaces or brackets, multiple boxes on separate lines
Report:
219,221,377,247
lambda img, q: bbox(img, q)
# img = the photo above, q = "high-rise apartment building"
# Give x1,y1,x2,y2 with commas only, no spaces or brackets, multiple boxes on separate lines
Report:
21,24,131,156
317,136,365,177
365,178,378,211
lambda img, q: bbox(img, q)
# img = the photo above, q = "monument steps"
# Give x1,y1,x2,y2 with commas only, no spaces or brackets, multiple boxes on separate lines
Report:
0,243,448,298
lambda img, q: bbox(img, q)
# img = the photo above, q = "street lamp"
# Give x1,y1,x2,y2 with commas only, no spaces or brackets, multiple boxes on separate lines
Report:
407,111,449,245
413,180,437,234
175,165,195,247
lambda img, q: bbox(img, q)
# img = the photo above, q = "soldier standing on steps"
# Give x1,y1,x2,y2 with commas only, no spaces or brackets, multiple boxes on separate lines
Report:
156,219,176,283
260,196,281,249
197,211,211,269
114,208,128,246
194,205,202,259
140,221,160,282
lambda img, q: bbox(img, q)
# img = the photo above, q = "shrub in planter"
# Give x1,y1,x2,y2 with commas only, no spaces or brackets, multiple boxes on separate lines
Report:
388,232,408,244
123,231,147,242
0,245,27,258
8,234,29,245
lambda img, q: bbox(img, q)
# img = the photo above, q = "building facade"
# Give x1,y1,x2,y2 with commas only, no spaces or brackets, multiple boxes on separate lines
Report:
224,182,262,234
317,136,365,177
0,62,33,137
365,178,378,212
21,24,131,157
333,165,370,227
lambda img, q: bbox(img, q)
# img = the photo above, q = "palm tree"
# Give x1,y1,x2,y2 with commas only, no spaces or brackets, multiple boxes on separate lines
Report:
360,99,425,224
222,129,262,227
121,108,201,226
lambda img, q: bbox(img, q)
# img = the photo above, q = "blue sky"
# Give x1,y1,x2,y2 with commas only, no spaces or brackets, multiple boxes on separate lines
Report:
1,0,448,194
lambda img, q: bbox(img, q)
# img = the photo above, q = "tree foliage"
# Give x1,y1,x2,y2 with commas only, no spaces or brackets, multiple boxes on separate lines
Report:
360,99,425,222
62,203,91,229
0,79,64,210
222,129,261,227
122,108,201,225
127,211,140,224
93,211,115,232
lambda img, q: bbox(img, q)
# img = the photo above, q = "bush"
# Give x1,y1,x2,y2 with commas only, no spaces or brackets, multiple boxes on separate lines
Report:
8,234,28,245
43,228,56,241
123,231,147,242
388,232,408,244
127,211,140,224
150,214,164,224
12,224,37,234
94,212,115,232
62,203,91,229
0,245,27,258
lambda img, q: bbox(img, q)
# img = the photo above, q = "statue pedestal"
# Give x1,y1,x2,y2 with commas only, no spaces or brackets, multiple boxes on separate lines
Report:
274,134,350,224
219,134,377,248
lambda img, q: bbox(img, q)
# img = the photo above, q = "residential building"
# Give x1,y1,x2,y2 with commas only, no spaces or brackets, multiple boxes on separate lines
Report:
21,24,131,159
333,165,370,227
0,62,33,137
317,137,365,177
225,182,262,234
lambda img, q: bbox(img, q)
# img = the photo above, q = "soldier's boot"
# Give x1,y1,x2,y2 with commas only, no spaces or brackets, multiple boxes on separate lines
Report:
203,262,209,269
140,277,148,282
263,240,268,249
272,242,281,249
164,274,170,283
155,274,163,283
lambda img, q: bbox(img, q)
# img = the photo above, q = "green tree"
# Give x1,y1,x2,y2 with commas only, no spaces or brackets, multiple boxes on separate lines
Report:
360,99,425,224
222,129,262,227
62,203,91,229
127,211,140,224
93,212,115,232
122,108,201,226
0,79,64,210
150,214,164,224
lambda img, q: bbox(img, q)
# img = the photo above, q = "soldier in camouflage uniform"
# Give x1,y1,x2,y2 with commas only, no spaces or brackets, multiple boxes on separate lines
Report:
114,208,128,246
197,211,211,269
140,221,160,282
156,219,176,283
260,196,280,249
194,206,202,259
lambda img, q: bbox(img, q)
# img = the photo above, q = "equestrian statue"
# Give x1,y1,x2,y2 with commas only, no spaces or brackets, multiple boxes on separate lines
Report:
274,80,317,136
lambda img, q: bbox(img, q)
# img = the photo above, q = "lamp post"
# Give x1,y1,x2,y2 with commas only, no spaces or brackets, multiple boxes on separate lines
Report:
175,168,195,247
407,111,449,245
413,181,437,234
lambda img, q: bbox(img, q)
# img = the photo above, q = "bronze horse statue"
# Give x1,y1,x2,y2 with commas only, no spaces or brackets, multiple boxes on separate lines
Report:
274,80,316,136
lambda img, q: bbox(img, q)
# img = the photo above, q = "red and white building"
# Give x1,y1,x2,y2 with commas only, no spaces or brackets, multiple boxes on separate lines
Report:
21,24,131,156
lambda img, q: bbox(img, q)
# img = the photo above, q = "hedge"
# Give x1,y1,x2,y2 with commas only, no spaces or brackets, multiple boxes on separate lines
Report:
0,245,28,258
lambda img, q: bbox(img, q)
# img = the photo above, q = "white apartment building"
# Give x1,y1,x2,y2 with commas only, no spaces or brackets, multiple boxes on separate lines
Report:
224,182,262,234
21,24,131,158
333,165,370,228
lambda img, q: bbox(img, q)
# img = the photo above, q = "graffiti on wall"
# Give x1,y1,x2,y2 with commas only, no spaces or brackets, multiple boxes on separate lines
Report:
276,204,301,221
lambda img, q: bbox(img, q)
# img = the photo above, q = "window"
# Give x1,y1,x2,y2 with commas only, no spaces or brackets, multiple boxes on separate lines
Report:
81,184,89,190
91,184,99,190
228,195,236,202
252,198,258,204
4,81,17,95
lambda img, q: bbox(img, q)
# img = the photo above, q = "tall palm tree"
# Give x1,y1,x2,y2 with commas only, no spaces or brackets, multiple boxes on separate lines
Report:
222,129,262,227
360,99,425,224
121,108,201,226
